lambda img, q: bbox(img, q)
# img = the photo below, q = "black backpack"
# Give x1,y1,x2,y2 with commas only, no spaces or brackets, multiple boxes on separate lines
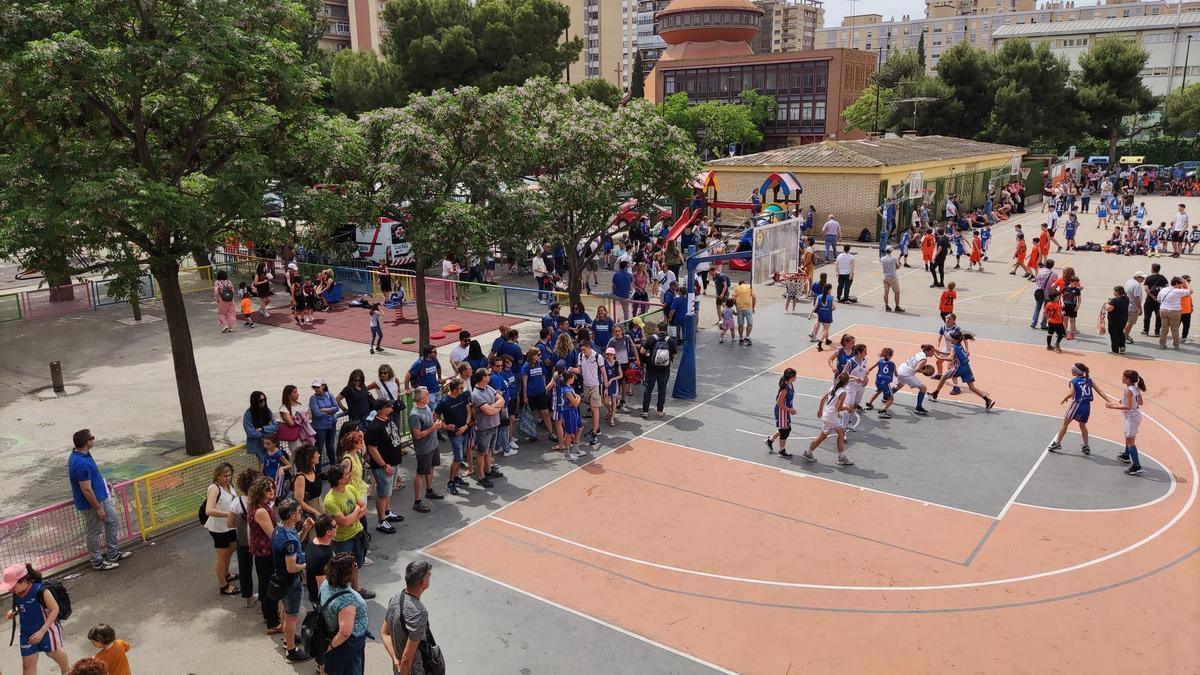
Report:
301,589,351,659
10,580,72,646
218,283,235,302
198,498,209,526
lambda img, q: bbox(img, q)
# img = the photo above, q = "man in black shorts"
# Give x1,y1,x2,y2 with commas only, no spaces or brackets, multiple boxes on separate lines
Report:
364,400,405,533
408,387,444,514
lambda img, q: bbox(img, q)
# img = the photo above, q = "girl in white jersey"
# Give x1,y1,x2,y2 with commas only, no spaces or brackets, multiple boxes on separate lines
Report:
892,344,942,416
1106,369,1148,476
803,373,855,465
843,344,869,430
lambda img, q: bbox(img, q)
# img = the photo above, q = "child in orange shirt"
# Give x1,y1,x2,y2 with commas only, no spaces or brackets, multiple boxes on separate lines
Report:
89,623,132,675
920,230,936,271
939,281,957,321
1025,237,1042,280
1011,233,1029,276
968,230,983,271
1044,290,1065,352
239,289,255,327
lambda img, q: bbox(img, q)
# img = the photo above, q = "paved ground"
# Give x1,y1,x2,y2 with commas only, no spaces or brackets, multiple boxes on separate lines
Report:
0,193,1198,673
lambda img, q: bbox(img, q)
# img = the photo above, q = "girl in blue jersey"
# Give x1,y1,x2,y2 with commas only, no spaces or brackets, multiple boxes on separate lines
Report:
559,371,584,460
826,333,856,379
1047,362,1113,455
522,348,555,443
808,283,836,350
980,224,992,261
1106,369,1148,476
929,332,996,410
1,564,69,673
602,348,622,427
766,368,798,459
898,227,912,267
1064,212,1078,251
810,272,827,302
1095,199,1108,228
864,347,896,418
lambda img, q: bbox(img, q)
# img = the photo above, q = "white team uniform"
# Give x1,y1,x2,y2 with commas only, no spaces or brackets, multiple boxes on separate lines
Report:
821,386,846,433
1123,385,1143,438
844,358,868,418
895,351,927,390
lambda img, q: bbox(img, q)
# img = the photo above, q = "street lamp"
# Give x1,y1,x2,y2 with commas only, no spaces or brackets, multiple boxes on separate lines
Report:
1183,34,1193,91
872,36,890,134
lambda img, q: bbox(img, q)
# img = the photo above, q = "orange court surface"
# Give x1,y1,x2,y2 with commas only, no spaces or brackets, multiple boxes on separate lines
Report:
426,324,1199,673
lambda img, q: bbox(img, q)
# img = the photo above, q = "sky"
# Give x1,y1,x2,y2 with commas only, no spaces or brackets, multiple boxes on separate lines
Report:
822,0,929,27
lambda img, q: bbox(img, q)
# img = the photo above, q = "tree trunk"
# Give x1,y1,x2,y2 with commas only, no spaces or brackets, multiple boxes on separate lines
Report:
130,294,142,321
414,258,430,348
191,247,211,268
565,234,583,309
1107,129,1119,166
150,261,214,455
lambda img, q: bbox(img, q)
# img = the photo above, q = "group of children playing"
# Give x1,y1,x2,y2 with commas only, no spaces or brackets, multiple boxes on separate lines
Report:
1101,221,1199,256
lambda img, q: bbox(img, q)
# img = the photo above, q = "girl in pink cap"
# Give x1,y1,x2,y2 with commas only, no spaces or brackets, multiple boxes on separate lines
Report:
2,563,69,672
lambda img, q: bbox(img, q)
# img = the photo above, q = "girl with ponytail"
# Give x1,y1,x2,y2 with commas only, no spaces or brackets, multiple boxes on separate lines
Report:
1106,370,1148,476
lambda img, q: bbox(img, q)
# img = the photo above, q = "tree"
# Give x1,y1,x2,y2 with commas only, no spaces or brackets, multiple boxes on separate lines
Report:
330,50,407,116
347,87,536,347
888,77,962,135
573,78,623,110
935,43,996,138
0,0,326,454
983,39,1083,149
738,89,776,132
661,92,700,137
381,0,582,95
842,87,896,133
691,102,763,157
873,49,922,90
1164,82,1200,135
1074,37,1157,162
917,33,926,74
630,51,645,99
518,80,699,305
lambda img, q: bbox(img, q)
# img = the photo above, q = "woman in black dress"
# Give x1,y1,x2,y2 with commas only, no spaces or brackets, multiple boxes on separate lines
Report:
1100,285,1129,354
252,263,273,317
377,259,392,297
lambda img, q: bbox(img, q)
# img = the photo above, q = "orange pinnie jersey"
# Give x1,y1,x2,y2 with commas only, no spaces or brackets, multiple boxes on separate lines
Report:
1014,240,1027,260
939,289,956,313
921,234,935,260
1027,244,1041,267
970,237,982,262
1044,300,1064,325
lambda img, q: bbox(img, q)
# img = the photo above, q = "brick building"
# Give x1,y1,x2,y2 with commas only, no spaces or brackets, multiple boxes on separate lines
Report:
704,135,1027,233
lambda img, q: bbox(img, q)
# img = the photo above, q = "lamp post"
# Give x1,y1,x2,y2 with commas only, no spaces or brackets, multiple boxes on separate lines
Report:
1174,34,1191,165
872,36,889,134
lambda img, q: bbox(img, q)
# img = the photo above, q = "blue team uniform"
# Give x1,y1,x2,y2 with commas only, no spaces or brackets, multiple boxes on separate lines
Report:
774,383,795,429
603,361,620,396
980,227,991,251
833,348,854,380
1067,376,1094,423
559,384,581,434
899,231,911,254
1064,219,1077,241
874,358,896,400
816,293,834,323
15,582,63,657
949,343,974,383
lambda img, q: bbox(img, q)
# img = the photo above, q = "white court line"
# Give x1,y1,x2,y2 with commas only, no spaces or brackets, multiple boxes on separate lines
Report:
421,550,737,675
418,325,855,554
996,448,1050,521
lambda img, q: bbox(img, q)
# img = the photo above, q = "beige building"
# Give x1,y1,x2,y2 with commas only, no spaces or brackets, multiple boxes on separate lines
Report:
564,0,643,92
818,0,1200,73
317,0,387,54
751,0,826,54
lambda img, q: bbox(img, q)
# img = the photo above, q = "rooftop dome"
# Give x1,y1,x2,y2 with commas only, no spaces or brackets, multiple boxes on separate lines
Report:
656,0,763,47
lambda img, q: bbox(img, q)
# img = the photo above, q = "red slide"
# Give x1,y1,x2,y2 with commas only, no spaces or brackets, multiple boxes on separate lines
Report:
667,208,700,241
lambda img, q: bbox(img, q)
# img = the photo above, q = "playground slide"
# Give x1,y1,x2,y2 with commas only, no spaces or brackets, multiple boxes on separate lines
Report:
666,207,701,241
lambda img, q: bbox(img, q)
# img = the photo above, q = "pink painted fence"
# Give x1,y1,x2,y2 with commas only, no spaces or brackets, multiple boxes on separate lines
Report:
0,482,139,573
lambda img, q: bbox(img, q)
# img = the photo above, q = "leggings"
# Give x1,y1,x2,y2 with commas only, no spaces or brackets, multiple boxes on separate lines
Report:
1183,312,1192,340
236,544,255,599
255,554,281,628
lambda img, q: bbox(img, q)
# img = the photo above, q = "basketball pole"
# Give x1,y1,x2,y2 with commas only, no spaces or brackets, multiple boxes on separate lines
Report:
672,245,751,400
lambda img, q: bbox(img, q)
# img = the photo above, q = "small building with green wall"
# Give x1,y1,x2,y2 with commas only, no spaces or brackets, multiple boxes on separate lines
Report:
704,135,1030,237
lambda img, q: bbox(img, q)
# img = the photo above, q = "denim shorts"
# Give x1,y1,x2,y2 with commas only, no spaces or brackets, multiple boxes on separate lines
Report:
282,577,303,616
372,467,395,498
449,435,467,462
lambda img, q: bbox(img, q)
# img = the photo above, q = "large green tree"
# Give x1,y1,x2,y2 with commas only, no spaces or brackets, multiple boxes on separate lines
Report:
983,39,1084,149
573,78,624,110
660,91,773,156
872,49,923,90
935,43,996,138
1074,37,1157,162
842,87,896,133
630,51,646,99
381,0,582,95
0,0,326,454
519,80,699,305
1164,82,1200,135
330,49,407,117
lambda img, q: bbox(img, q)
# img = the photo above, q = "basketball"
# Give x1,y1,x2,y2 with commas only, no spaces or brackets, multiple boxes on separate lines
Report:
921,364,936,377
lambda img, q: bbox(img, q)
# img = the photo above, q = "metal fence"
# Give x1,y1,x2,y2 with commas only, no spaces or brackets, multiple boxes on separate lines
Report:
91,273,155,307
18,283,92,320
0,482,139,574
131,445,260,539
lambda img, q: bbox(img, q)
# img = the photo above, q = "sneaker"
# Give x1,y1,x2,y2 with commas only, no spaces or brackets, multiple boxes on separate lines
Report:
617,400,627,410
1081,445,1091,455
363,556,374,567
286,649,312,663
565,449,581,460
744,338,753,346
1117,453,1131,464
641,410,649,418
765,438,775,453
509,439,519,450
413,500,431,513
914,407,929,416
836,455,855,466
486,468,504,478
477,477,495,488
385,511,405,523
894,307,905,313
1125,465,1144,476
588,435,599,447
950,386,962,395
738,338,745,344
91,559,119,571
884,306,892,312
448,482,460,496
375,522,396,534
879,410,893,419
105,551,133,562
864,402,874,410
656,410,665,418
454,476,470,487
359,587,377,600
501,448,518,457
244,593,258,608
1047,441,1062,452
801,452,817,463
778,449,793,459
426,489,445,500
928,392,939,402
985,398,996,411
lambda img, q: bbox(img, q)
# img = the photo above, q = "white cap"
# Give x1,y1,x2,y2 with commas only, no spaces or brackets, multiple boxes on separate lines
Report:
311,378,327,388
1134,270,1145,278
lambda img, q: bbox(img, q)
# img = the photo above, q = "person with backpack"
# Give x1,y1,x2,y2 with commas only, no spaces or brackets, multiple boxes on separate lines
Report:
69,430,132,572
640,322,677,419
316,552,369,675
382,560,444,675
2,563,70,674
202,461,240,597
213,269,238,333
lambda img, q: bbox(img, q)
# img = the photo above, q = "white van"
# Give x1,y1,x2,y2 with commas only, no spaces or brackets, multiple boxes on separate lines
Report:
337,217,415,268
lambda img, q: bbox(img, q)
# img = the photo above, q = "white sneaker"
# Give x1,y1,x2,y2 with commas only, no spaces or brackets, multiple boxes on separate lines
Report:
509,440,519,450
363,556,375,567
502,448,518,458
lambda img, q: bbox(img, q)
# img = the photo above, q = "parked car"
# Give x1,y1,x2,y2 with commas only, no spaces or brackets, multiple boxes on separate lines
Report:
1171,160,1200,178
614,198,672,227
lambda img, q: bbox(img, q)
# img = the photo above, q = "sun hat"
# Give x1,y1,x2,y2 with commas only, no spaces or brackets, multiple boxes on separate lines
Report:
0,564,28,593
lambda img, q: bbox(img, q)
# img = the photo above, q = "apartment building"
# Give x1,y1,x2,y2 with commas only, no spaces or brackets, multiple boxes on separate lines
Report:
751,0,826,54
993,13,1200,95
564,0,643,91
317,0,387,54
817,0,1200,73
637,0,672,78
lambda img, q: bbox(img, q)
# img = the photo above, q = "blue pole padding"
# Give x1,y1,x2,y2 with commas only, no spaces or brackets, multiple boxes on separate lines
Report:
672,245,699,400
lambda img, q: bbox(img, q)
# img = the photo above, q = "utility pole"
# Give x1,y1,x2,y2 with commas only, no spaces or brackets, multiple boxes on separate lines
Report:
872,37,888,134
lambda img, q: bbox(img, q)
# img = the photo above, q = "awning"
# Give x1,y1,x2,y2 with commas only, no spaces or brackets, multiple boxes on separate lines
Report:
760,172,803,198
694,171,719,191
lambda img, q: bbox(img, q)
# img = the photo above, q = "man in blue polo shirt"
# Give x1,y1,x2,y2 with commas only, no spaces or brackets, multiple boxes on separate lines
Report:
541,303,561,333
69,429,131,571
406,345,443,406
612,260,633,321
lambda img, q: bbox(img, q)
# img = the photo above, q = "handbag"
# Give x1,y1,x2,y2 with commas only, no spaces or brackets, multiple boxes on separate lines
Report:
265,572,288,601
276,418,302,442
518,406,538,439
419,618,446,675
